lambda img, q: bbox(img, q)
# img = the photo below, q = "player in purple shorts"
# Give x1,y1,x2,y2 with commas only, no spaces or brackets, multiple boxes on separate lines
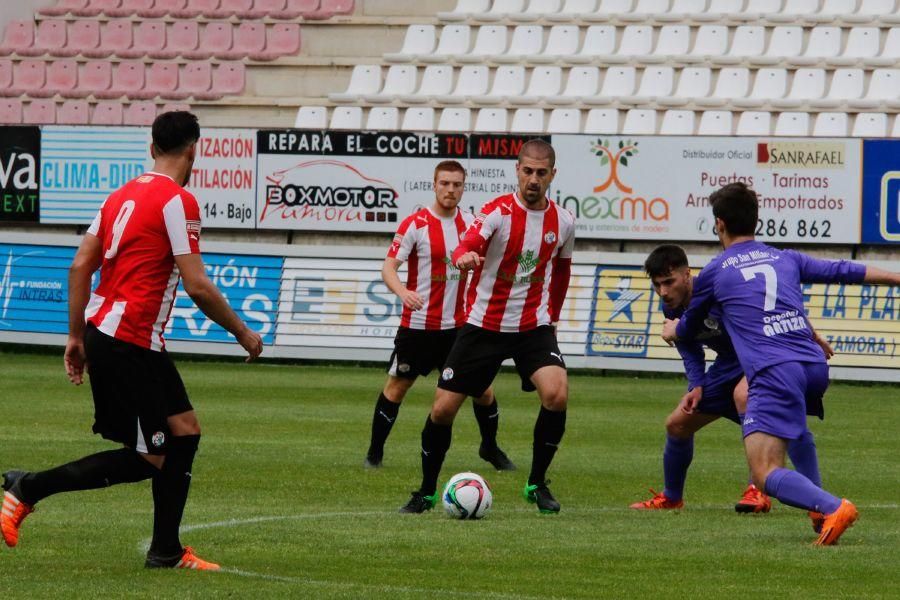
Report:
662,182,900,545
632,244,826,515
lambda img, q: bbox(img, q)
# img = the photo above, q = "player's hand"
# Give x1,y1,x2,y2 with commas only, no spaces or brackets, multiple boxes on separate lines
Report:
236,326,263,362
399,289,425,311
661,318,679,346
679,386,702,414
64,336,86,385
813,330,835,359
455,251,482,271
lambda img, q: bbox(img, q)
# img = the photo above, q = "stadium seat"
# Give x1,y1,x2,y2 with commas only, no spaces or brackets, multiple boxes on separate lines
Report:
546,107,581,132
57,99,89,124
187,22,233,59
697,109,733,134
40,0,90,16
75,61,112,97
513,66,563,105
306,0,355,20
773,68,825,108
867,28,900,67
329,65,382,102
438,0,491,21
423,26,470,63
767,0,818,22
550,66,599,104
471,0,527,21
123,101,157,125
437,107,471,131
845,0,895,24
146,62,183,99
474,66,526,104
493,26,543,63
694,0,743,22
696,68,750,107
261,24,301,59
734,68,787,108
400,106,435,130
589,66,636,105
660,109,695,134
547,0,598,22
647,26,690,62
602,26,652,64
0,21,38,57
67,20,101,56
790,27,841,65
22,99,56,124
11,60,47,97
736,0,781,22
570,25,616,64
622,108,656,134
591,0,636,22
266,0,308,19
0,99,23,123
456,26,508,63
851,112,887,136
229,22,267,59
622,0,669,22
402,65,453,102
77,0,124,17
35,20,72,57
813,0,857,22
45,60,79,97
384,25,436,62
180,62,215,99
97,60,146,99
680,26,728,64
366,106,399,130
832,27,880,65
214,0,254,18
151,21,198,59
294,105,327,128
511,108,544,132
437,65,489,104
753,26,803,65
813,111,848,135
106,0,154,16
211,62,245,96
660,0,705,20
365,65,417,102
124,21,166,58
139,0,188,17
848,69,900,109
583,108,619,133
511,0,563,21
89,21,133,58
330,106,363,129
812,68,864,108
773,111,810,135
659,67,711,106
281,0,328,19
171,0,220,17
530,25,579,63
474,107,508,132
243,0,289,18
91,100,124,124
717,26,765,64
0,60,13,95
736,111,772,135
627,66,674,104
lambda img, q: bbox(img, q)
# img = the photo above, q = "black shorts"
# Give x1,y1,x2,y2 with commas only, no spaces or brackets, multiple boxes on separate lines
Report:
387,327,458,380
437,324,565,397
84,324,193,455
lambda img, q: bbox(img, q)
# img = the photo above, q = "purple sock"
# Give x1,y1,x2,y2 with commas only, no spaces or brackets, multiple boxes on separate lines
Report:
787,430,821,487
663,435,693,502
764,467,841,514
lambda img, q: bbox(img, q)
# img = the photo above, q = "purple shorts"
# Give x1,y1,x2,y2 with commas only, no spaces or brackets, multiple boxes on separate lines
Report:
743,361,829,440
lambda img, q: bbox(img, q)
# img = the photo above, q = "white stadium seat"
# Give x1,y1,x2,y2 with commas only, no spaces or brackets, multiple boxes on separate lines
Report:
438,65,489,104
546,107,582,132
530,25,579,63
696,68,750,107
851,111,887,136
437,107,472,131
513,65,563,104
366,107,399,131
511,0,563,21
423,25,471,64
365,65,417,103
698,110,733,134
736,110,772,135
402,65,453,103
570,25,616,64
773,111,810,135
753,26,803,65
437,0,491,21
773,68,826,108
588,66,636,105
734,67,787,108
680,26,728,64
474,107,509,131
627,66,674,104
583,108,620,133
294,105,327,129
401,107,436,131
493,26,543,63
511,107,545,132
812,111,849,135
457,26,508,63
474,65,526,104
551,66,600,104
811,68,864,108
384,25,436,63
660,109,695,134
659,67,712,106
328,65,381,102
790,27,841,66
330,106,363,130
471,0,527,21
622,108,657,134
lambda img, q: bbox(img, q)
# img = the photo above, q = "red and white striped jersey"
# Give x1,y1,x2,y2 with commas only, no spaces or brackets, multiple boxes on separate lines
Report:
387,206,472,330
85,172,201,351
457,194,575,333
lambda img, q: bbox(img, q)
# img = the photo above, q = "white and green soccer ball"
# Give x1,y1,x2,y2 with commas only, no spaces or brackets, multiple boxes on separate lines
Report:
442,472,492,520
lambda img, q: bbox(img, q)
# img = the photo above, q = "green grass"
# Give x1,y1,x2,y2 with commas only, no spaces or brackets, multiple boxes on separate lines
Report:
0,350,897,599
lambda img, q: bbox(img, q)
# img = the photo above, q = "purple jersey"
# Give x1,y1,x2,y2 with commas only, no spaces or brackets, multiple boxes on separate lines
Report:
665,302,742,390
675,240,866,380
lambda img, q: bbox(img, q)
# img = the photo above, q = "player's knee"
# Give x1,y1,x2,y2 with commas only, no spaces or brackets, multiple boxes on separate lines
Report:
540,387,568,411
430,404,456,424
384,376,414,402
665,415,689,438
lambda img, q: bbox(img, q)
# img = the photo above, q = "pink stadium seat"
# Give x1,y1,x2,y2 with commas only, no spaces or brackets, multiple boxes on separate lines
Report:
138,0,187,17
23,99,56,124
11,60,48,97
227,22,266,59
172,0,220,17
123,21,166,58
77,61,113,97
145,62,185,98
0,99,23,123
91,100,124,124
40,0,90,17
45,60,79,96
186,22,233,59
86,21,133,58
0,21,39,57
251,23,301,60
180,62,215,99
152,21,198,58
0,59,13,94
67,21,101,56
106,0,154,16
35,20,73,57
216,0,254,17
97,60,146,99
212,61,246,95
57,99,89,123
305,0,354,19
247,0,288,18
282,0,321,18
74,0,123,16
124,100,156,125
161,102,190,113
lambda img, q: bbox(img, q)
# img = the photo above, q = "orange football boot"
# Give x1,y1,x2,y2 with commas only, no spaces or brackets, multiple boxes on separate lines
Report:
630,488,684,510
809,511,826,534
735,484,772,513
814,499,858,546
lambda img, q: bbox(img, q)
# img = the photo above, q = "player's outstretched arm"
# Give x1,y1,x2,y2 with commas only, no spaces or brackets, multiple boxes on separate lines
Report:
863,265,900,287
382,257,423,311
65,234,103,385
175,253,263,362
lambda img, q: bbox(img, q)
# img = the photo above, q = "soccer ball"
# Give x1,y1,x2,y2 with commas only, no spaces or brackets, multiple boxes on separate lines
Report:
441,472,492,519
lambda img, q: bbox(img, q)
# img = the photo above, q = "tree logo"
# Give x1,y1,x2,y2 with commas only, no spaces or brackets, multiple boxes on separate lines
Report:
590,139,640,194
517,249,539,273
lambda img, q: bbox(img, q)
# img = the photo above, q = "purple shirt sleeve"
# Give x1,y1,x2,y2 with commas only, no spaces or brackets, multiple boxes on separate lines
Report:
790,251,867,284
675,263,717,342
674,338,707,390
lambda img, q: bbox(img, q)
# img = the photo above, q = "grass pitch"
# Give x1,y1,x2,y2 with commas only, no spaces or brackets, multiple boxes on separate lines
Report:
0,350,897,599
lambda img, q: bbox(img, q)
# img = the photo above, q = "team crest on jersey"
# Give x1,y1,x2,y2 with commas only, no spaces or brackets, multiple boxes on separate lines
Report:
517,249,539,273
398,363,411,373
151,431,166,448
544,231,557,244
442,368,454,381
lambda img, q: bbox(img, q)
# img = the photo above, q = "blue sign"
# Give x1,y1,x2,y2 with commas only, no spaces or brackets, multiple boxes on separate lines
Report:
585,265,657,357
861,139,900,244
0,244,74,334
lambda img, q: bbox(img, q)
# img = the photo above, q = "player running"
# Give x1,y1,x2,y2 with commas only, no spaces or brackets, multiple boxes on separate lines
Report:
1,112,263,569
364,160,515,472
663,182,900,545
399,139,575,515
632,244,825,515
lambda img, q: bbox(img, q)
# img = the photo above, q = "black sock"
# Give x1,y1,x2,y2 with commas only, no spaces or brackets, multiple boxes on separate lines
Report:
149,435,200,558
528,407,567,486
18,448,158,505
419,416,452,497
473,398,499,450
367,392,400,459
